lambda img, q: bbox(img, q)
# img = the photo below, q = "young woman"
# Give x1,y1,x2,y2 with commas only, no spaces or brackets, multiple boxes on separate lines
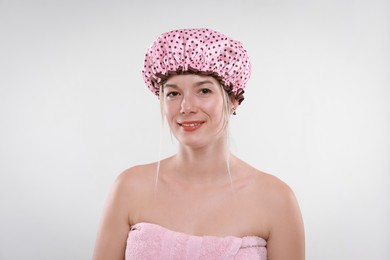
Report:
93,28,305,260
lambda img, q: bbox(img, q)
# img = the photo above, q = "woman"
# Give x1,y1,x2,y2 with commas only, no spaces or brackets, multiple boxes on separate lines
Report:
93,28,305,260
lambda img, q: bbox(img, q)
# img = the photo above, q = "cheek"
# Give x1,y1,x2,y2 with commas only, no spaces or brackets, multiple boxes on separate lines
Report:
164,110,177,131
207,97,224,113
163,101,180,121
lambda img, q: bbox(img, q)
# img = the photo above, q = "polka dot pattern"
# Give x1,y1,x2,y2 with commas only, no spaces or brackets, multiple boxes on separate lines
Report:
142,28,251,104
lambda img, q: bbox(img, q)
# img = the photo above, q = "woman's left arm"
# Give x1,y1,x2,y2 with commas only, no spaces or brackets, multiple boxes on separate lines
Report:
266,184,305,260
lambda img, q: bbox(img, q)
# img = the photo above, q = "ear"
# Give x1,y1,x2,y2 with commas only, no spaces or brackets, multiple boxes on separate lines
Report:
230,95,239,115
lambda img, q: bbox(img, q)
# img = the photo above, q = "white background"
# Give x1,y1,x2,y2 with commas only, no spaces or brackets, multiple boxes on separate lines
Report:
0,0,389,259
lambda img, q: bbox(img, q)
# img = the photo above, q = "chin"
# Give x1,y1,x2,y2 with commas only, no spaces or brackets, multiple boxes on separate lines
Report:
177,138,205,148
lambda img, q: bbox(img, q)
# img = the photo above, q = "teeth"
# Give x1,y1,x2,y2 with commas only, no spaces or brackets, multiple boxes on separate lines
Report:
182,123,199,127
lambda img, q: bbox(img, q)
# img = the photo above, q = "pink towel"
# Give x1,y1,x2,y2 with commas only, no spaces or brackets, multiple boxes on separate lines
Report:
126,222,267,260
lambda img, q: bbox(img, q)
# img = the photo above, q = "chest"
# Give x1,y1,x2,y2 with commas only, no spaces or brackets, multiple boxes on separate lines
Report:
133,184,269,239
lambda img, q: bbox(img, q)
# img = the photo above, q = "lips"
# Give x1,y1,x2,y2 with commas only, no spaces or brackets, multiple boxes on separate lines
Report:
178,121,205,131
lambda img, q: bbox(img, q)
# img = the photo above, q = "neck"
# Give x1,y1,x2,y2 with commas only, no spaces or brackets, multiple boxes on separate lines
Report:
172,138,234,185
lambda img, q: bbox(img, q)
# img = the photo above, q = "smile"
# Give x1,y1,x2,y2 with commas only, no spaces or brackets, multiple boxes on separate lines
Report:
181,123,201,127
178,121,205,131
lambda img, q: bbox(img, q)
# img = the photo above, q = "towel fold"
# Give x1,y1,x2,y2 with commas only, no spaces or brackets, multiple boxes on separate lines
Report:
125,222,267,260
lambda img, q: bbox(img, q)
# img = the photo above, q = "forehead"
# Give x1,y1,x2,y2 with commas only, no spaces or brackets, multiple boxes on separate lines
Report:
165,74,220,86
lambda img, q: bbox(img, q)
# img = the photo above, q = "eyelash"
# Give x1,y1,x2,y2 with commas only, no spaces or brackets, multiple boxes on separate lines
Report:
165,88,212,98
200,88,212,94
166,91,179,98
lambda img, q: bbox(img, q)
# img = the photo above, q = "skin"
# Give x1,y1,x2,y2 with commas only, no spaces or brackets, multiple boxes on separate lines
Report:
93,74,305,259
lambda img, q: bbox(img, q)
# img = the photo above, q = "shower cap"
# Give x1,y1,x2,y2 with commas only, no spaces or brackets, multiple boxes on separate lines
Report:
142,28,251,104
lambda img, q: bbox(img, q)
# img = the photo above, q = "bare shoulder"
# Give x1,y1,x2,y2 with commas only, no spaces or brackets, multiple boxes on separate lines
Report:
250,166,301,219
92,163,158,260
116,155,176,189
113,162,157,195
253,169,297,208
109,162,158,222
235,158,296,203
235,160,305,259
116,162,157,188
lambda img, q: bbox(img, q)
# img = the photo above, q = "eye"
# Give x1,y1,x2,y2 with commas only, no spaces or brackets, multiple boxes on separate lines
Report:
200,88,212,95
166,91,180,98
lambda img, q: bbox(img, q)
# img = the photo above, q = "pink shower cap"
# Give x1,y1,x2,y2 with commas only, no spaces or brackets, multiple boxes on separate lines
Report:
142,28,251,104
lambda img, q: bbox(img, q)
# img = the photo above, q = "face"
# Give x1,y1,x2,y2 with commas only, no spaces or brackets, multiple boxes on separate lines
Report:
162,74,227,148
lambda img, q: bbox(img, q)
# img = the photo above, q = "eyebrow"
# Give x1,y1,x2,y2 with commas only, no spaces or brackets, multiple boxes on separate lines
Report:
163,80,215,89
195,80,215,87
163,83,178,89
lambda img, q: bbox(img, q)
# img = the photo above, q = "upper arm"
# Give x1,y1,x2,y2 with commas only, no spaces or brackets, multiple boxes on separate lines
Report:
92,172,133,260
266,183,305,260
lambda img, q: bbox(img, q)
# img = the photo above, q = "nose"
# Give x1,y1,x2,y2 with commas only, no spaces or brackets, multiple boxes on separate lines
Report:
180,94,197,115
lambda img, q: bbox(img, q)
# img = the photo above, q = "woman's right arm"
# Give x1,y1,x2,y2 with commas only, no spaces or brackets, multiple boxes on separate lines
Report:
92,172,133,260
